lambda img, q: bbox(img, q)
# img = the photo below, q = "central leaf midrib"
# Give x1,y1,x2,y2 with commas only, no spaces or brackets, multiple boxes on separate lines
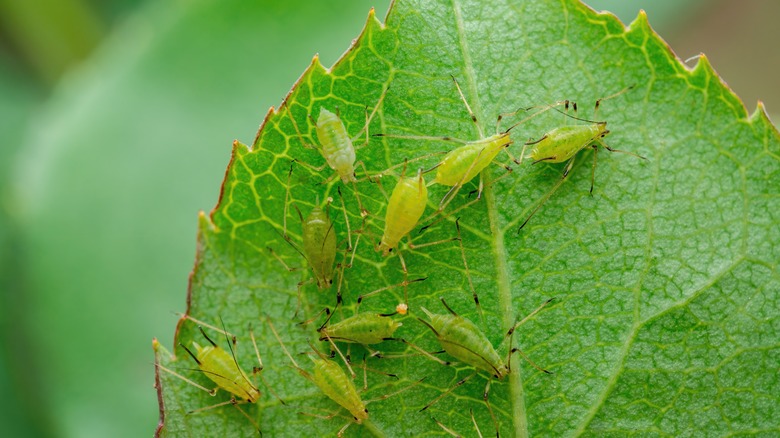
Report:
449,1,526,437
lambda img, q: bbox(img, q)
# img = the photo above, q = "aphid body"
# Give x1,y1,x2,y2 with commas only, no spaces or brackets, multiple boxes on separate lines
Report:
526,122,608,164
319,313,402,345
310,356,369,422
301,205,337,289
378,169,428,256
189,339,260,402
430,133,512,187
419,307,507,379
316,108,358,183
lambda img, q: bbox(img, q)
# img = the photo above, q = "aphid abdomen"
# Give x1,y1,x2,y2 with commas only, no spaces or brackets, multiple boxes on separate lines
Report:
316,108,356,182
196,344,260,402
302,207,337,289
324,313,401,345
312,358,369,421
434,134,511,186
429,314,505,377
532,124,603,163
379,173,428,254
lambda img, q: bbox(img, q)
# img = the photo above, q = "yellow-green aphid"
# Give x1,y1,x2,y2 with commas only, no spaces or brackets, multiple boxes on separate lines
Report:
377,167,428,256
285,85,388,216
183,328,259,402
517,86,647,231
156,316,276,433
417,297,554,437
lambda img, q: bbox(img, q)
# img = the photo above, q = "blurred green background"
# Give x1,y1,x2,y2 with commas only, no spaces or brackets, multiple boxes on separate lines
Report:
0,0,776,437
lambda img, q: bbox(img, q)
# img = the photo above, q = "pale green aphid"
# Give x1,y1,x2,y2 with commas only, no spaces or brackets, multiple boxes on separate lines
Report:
155,315,281,433
318,309,403,346
517,86,647,231
416,297,554,437
270,165,339,314
285,85,388,216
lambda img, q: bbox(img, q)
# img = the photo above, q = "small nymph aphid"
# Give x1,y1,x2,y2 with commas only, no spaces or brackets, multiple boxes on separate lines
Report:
416,297,554,436
155,315,282,433
516,86,647,230
285,85,389,217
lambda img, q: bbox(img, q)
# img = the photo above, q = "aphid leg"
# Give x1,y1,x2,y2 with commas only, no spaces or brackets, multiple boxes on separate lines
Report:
455,218,484,324
284,101,316,150
471,408,484,438
356,277,427,310
248,325,286,405
336,186,353,251
482,379,499,438
349,178,369,218
420,372,477,412
350,85,390,146
291,157,329,175
189,398,262,434
433,416,463,437
517,154,577,232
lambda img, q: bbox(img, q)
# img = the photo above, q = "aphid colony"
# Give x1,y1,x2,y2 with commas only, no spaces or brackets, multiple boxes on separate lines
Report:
157,77,646,436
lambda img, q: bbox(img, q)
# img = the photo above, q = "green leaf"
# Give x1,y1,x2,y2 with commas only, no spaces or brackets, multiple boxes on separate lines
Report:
155,0,780,436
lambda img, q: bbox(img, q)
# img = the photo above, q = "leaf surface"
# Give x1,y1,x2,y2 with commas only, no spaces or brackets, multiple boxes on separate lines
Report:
155,0,780,436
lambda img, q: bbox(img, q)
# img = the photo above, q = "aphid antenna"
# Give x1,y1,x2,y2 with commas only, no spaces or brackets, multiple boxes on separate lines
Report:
373,132,470,145
419,372,477,412
500,100,569,136
179,313,236,339
551,106,602,125
155,361,215,395
450,74,484,138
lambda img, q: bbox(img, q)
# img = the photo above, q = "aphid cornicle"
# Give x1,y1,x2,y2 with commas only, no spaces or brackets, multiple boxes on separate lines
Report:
516,86,647,231
285,84,389,217
416,297,554,437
